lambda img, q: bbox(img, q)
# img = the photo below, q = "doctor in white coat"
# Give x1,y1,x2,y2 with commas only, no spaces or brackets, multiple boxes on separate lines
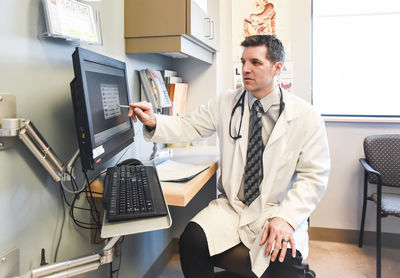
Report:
129,35,330,278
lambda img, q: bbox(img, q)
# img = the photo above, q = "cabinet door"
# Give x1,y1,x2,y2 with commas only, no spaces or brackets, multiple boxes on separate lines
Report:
125,0,187,37
188,0,208,45
188,0,218,50
206,0,219,50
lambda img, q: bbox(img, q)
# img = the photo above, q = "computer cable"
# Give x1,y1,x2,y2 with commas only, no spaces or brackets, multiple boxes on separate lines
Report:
69,177,101,230
63,176,102,230
69,192,101,230
109,236,124,278
84,171,102,227
54,185,66,263
59,157,87,194
59,176,95,211
60,173,86,194
55,171,95,265
114,143,133,166
58,160,103,229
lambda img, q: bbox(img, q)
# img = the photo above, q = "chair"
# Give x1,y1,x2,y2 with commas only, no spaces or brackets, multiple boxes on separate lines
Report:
359,134,400,278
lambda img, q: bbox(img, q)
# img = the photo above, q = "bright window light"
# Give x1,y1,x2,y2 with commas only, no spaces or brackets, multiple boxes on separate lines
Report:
313,0,400,117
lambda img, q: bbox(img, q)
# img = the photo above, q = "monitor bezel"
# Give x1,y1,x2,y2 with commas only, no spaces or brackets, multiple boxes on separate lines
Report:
71,47,134,171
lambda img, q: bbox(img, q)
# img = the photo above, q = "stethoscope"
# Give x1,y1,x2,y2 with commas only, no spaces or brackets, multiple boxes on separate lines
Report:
229,86,285,140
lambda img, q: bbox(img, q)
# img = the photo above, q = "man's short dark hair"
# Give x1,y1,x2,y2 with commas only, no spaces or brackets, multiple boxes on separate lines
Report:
241,35,285,64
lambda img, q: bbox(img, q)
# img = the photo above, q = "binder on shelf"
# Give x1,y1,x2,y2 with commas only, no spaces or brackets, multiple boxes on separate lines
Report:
41,0,102,45
139,69,172,115
169,83,188,116
161,70,178,84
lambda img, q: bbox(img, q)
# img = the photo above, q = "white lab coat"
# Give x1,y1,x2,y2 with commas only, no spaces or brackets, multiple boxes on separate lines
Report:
144,88,330,277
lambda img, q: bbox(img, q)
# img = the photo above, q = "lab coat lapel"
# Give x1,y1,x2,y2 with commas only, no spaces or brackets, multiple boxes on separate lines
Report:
232,91,250,169
225,91,250,201
265,109,289,148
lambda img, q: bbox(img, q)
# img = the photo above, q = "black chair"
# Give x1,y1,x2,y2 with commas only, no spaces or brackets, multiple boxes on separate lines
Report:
359,134,400,278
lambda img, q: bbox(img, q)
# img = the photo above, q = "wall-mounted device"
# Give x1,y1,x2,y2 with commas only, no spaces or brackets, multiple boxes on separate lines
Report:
70,47,135,171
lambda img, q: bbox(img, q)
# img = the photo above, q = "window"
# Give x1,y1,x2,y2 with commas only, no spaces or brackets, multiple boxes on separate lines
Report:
312,0,400,117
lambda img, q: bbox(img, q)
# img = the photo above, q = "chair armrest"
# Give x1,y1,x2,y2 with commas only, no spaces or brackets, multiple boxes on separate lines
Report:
359,158,382,182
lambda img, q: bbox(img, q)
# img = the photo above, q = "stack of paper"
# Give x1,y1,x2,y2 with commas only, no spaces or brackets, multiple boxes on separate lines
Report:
156,160,210,182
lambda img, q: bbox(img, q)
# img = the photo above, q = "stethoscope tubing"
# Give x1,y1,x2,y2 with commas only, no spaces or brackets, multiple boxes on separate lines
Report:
229,86,284,140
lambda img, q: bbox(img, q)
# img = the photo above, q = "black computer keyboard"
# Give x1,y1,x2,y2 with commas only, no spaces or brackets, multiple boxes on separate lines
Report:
102,164,168,222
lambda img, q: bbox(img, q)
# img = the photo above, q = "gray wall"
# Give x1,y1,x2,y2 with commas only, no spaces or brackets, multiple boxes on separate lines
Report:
0,0,214,277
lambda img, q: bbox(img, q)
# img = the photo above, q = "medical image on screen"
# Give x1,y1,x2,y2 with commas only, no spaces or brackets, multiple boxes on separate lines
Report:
84,61,130,146
101,83,122,120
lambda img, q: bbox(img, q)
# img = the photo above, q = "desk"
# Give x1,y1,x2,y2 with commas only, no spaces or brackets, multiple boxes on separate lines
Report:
161,161,218,206
160,145,219,207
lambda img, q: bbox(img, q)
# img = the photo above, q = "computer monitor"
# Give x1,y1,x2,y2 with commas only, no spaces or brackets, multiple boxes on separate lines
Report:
70,47,134,171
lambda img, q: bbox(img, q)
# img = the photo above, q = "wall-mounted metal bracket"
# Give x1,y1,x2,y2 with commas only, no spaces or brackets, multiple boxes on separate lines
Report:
0,93,69,182
0,94,18,150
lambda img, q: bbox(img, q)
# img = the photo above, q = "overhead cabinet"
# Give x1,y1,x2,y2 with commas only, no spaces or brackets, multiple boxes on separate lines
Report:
124,0,218,64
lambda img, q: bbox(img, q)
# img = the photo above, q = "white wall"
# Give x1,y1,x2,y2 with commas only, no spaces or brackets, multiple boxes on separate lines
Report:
222,0,400,234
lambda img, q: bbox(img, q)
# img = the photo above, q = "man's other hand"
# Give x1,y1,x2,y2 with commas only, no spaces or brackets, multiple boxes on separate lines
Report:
259,217,296,262
128,101,156,128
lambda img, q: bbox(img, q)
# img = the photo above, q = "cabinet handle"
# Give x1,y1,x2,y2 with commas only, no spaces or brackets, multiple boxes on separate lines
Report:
209,20,215,40
204,17,211,38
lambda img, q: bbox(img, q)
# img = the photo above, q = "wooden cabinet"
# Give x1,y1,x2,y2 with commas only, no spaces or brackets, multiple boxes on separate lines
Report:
124,0,218,63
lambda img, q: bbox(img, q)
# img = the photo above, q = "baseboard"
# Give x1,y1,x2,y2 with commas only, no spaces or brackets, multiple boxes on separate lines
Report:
143,238,179,278
309,227,400,248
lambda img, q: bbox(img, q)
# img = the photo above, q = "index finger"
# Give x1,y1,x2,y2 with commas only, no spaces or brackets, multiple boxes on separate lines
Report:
259,224,269,246
129,101,151,110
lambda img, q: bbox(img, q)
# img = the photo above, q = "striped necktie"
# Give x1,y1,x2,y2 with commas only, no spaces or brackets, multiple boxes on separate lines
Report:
243,100,264,206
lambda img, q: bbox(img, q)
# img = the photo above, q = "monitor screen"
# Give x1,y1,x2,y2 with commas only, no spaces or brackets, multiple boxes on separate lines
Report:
70,47,134,171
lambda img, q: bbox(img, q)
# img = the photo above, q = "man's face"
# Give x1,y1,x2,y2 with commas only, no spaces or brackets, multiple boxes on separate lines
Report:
241,45,282,98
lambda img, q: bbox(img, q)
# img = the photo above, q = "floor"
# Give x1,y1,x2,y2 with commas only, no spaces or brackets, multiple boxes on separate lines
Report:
159,240,400,278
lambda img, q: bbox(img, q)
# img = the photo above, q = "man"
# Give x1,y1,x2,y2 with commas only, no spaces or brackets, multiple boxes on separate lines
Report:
129,35,330,278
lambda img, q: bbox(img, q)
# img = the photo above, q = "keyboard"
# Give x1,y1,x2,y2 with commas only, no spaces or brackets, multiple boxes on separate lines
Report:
102,164,168,222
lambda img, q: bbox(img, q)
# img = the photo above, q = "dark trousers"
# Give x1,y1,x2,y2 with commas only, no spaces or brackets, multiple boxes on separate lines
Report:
179,222,305,278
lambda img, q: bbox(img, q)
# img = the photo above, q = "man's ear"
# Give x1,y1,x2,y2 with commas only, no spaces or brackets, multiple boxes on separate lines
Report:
273,61,283,77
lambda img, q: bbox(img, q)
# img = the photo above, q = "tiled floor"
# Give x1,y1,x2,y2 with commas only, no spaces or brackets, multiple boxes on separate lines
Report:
159,240,400,278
